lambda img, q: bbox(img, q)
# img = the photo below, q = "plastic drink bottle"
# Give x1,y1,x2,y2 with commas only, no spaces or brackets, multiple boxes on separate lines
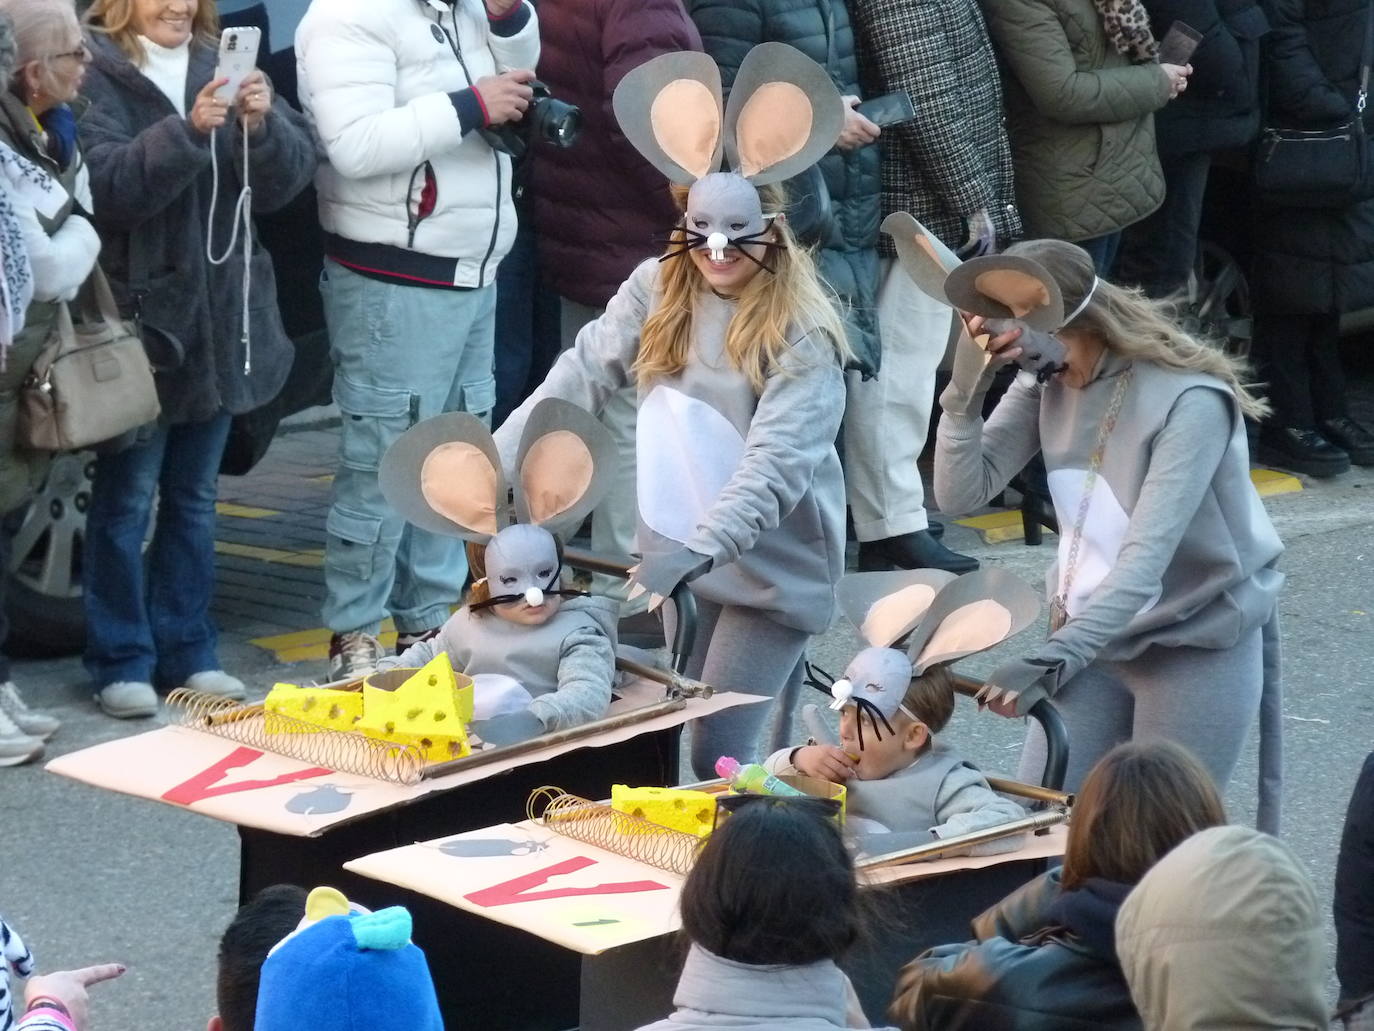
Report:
715,756,808,797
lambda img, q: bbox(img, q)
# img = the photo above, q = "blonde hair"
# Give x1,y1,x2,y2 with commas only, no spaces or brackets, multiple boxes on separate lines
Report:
636,183,851,393
84,0,219,64
1006,239,1270,421
0,0,79,97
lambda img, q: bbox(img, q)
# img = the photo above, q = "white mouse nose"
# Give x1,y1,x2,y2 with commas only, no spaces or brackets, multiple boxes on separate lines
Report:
828,679,854,711
524,587,544,607
706,232,729,260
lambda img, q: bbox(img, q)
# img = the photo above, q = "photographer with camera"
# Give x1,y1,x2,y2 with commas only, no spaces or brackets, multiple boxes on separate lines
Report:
295,0,540,680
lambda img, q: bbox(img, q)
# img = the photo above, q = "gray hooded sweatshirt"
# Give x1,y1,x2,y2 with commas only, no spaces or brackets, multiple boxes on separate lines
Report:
377,595,618,732
636,945,895,1030
495,259,847,634
1115,825,1329,1030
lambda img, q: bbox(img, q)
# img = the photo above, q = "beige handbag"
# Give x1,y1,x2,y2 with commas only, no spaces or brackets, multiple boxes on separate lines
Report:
18,265,161,452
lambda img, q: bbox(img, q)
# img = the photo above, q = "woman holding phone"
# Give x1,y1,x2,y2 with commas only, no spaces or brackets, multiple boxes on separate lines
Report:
78,0,316,719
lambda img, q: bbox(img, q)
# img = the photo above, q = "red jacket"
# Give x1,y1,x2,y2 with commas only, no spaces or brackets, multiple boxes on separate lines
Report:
531,0,701,308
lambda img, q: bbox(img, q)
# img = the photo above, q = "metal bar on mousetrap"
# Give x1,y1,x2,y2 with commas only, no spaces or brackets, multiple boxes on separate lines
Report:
857,808,1069,871
614,655,714,699
420,697,688,780
986,777,1075,807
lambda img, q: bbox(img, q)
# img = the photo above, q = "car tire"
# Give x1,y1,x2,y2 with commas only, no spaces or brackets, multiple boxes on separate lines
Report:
1187,241,1253,360
3,451,90,657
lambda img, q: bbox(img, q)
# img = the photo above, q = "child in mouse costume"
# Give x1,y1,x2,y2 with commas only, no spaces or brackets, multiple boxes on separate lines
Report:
888,218,1285,832
376,398,620,746
766,569,1039,857
494,44,853,779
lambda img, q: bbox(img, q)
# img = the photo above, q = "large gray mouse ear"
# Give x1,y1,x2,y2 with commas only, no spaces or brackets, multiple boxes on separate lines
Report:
514,399,618,538
904,569,1042,675
723,42,845,186
836,570,960,648
881,212,961,304
613,51,724,184
379,413,507,543
943,255,1066,332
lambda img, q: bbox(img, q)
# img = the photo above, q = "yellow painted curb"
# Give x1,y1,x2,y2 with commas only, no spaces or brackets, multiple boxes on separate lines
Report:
214,541,325,567
251,621,399,663
953,510,1055,545
1250,468,1303,497
216,502,280,519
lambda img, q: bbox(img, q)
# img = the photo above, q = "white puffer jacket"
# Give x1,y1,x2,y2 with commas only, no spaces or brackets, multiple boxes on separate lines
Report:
295,0,538,287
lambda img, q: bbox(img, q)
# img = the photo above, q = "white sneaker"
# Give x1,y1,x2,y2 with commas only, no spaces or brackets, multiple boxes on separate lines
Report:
0,681,60,740
184,670,247,701
96,681,159,719
0,705,44,766
328,630,384,681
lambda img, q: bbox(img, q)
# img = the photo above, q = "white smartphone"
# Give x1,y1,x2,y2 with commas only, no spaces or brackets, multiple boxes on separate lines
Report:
213,26,262,103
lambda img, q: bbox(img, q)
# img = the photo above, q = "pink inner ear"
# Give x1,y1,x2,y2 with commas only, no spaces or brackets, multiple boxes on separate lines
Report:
420,442,499,535
974,270,1051,318
862,584,938,647
521,430,594,525
651,79,721,180
735,81,813,178
918,600,1013,666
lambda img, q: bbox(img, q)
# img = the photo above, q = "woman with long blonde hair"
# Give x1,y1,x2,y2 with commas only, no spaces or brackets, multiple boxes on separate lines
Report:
932,237,1285,831
498,178,852,777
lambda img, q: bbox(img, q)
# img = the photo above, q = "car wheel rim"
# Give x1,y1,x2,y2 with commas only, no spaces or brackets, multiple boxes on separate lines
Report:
7,451,90,599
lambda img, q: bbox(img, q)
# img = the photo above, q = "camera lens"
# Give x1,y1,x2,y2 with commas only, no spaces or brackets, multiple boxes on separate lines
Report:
530,97,582,150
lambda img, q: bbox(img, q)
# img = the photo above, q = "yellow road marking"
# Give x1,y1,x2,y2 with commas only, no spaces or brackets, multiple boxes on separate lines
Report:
213,541,324,567
216,502,280,519
251,622,398,662
1250,467,1303,497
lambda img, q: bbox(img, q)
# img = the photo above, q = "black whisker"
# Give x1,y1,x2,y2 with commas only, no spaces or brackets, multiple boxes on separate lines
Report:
803,660,836,696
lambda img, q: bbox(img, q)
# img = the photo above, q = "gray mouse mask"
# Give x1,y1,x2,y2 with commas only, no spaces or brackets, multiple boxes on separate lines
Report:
982,318,1071,382
661,172,783,268
472,524,582,611
804,646,915,750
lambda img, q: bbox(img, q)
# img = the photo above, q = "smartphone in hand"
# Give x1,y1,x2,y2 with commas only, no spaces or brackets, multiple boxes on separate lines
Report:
213,26,262,103
1158,21,1203,66
855,91,917,128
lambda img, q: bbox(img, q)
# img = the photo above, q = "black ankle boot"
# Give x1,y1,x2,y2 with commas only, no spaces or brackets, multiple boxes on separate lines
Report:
1318,416,1374,466
1258,426,1351,478
857,531,979,574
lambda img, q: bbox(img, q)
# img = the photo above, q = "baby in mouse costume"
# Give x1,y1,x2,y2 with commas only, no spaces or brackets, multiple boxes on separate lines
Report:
494,44,854,778
766,569,1041,857
376,398,620,746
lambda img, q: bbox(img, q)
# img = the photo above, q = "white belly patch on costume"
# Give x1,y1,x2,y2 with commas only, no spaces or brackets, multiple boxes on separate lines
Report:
636,384,746,544
1048,468,1162,619
470,674,534,720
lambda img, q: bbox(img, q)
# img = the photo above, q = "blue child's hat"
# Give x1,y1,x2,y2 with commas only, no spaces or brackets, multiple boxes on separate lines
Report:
254,889,442,1031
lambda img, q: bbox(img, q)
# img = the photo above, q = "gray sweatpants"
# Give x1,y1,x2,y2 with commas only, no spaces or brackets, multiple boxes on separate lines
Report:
1019,627,1264,796
668,599,810,781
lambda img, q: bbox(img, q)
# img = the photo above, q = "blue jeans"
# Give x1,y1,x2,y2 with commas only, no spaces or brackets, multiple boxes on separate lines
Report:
493,221,561,427
83,413,232,689
1077,231,1122,277
320,260,496,636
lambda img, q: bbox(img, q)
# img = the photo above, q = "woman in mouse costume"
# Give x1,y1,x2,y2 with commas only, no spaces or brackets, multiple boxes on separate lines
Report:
767,569,1038,857
377,398,621,746
888,216,1285,831
495,44,851,779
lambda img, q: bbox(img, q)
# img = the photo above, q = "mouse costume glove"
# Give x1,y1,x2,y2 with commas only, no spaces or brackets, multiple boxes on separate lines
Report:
978,656,1067,717
628,548,712,612
940,327,1008,418
470,710,546,748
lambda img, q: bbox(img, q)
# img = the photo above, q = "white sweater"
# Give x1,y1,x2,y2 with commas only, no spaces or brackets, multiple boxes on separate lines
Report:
294,0,539,287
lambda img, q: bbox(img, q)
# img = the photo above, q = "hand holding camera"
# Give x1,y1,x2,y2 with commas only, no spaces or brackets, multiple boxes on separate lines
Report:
475,68,536,126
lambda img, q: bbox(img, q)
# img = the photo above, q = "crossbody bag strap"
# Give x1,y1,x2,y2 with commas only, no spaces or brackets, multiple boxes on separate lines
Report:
1358,0,1374,122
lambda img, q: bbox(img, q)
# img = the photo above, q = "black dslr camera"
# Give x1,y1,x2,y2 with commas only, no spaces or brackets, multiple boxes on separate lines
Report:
479,81,582,160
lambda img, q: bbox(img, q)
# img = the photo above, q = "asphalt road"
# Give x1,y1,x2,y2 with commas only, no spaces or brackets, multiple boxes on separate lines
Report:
1,444,1371,1031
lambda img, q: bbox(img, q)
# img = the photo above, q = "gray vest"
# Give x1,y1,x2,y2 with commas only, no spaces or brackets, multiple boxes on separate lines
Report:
846,739,967,838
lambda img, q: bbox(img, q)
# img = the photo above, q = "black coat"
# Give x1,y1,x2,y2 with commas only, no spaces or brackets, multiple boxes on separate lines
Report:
1148,0,1269,154
1250,0,1374,313
80,34,318,423
1336,751,1374,1009
888,870,1141,1031
686,0,882,377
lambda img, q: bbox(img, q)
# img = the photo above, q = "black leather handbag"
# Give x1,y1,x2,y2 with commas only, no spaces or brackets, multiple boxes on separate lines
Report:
1253,6,1374,207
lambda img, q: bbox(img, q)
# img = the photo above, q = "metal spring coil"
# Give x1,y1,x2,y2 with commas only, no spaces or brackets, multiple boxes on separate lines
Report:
164,688,427,786
527,786,704,877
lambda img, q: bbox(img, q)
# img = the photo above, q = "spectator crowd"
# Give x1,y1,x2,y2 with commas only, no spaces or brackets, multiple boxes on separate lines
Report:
0,0,1371,1027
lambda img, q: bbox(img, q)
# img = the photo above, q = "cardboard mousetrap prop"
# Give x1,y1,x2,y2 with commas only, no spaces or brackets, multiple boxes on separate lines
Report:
46,678,765,838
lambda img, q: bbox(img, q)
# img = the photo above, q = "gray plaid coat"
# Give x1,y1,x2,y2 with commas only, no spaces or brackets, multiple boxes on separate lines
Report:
851,0,1022,253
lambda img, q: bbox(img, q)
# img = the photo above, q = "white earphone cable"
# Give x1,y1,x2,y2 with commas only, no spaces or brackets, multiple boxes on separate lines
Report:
205,116,253,374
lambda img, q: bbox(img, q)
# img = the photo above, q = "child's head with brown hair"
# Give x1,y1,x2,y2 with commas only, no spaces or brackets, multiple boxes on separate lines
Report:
836,658,957,782
680,795,859,966
1062,740,1227,891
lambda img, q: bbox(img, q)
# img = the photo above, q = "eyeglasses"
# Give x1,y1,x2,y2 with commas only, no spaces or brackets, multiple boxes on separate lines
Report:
51,43,89,62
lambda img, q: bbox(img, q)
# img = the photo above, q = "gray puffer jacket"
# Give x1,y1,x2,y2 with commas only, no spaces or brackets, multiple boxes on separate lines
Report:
80,32,317,424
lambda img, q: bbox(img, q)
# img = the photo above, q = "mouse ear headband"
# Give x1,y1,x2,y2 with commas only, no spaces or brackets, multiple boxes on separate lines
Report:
379,398,617,544
614,43,845,264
